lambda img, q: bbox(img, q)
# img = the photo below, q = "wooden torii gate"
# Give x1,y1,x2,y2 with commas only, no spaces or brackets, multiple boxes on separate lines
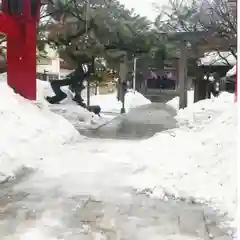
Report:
0,0,42,100
167,31,236,109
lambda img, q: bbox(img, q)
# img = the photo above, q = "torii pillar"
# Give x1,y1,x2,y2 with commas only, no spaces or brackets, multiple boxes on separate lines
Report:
0,0,41,100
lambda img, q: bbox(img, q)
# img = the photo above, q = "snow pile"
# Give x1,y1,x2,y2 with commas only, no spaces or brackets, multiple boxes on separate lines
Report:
128,92,237,224
175,92,235,130
0,74,100,128
226,65,236,77
0,77,81,181
167,90,194,110
125,89,151,110
90,89,151,113
39,83,151,125
37,80,99,127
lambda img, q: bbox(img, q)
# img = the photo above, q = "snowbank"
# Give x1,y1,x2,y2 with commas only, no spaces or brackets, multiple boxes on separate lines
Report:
0,75,81,181
128,92,237,225
226,65,236,77
175,92,234,130
38,82,150,125
166,90,194,110
37,80,100,127
0,74,101,128
90,89,151,113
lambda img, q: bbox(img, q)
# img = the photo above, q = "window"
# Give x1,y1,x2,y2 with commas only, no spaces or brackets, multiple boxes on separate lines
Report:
37,73,58,81
48,74,58,81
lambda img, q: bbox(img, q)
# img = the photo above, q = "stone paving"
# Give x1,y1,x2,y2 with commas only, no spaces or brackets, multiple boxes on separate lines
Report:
0,169,234,240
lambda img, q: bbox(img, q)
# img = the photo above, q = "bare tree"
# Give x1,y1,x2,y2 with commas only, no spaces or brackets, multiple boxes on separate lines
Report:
154,0,237,64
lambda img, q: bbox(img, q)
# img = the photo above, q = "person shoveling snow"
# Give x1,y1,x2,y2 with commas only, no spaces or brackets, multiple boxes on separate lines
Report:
45,62,101,116
38,77,151,130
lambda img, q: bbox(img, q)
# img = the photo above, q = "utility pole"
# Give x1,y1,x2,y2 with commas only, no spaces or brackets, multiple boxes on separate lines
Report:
133,57,137,92
178,40,188,109
85,0,90,107
119,53,128,114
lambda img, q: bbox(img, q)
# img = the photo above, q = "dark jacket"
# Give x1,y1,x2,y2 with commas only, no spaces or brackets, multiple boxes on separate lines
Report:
66,65,85,84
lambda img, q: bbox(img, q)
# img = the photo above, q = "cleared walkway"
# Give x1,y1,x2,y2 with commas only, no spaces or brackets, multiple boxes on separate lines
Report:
80,103,177,140
0,169,233,239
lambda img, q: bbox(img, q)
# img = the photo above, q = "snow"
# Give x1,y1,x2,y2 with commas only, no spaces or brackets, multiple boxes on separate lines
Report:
38,79,151,116
127,92,237,226
0,74,81,181
0,73,99,129
0,74,151,181
199,51,236,66
38,81,150,128
90,89,151,113
37,80,103,129
28,89,237,226
226,65,236,77
166,90,195,110
0,71,237,231
175,92,235,130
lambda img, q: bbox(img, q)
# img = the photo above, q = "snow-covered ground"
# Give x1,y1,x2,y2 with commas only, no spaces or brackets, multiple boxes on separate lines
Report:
166,90,195,110
38,80,150,129
37,80,114,129
129,92,237,227
90,89,151,113
0,74,100,129
0,77,82,182
0,74,151,179
0,74,237,233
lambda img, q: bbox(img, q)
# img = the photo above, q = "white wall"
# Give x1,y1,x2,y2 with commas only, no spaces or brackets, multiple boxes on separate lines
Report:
37,44,60,76
37,57,60,77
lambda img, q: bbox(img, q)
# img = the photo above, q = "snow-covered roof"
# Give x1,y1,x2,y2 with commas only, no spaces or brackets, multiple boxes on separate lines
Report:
226,65,236,77
199,51,236,66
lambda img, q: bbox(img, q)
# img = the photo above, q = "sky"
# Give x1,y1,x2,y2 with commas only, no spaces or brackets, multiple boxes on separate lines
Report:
118,0,164,21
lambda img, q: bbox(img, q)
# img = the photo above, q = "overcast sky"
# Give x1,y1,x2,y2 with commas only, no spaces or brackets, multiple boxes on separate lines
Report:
118,0,167,21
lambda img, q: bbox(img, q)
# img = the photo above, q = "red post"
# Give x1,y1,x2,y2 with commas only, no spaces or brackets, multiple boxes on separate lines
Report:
22,21,37,100
6,31,25,95
0,0,41,100
0,13,21,37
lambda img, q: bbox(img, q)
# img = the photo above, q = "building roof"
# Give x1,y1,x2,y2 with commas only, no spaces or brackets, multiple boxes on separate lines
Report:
199,51,236,66
226,65,236,77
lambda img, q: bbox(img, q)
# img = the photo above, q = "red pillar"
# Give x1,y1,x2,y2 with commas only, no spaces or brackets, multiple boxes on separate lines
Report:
0,13,21,37
21,22,37,100
0,0,40,101
7,34,25,95
7,23,36,100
